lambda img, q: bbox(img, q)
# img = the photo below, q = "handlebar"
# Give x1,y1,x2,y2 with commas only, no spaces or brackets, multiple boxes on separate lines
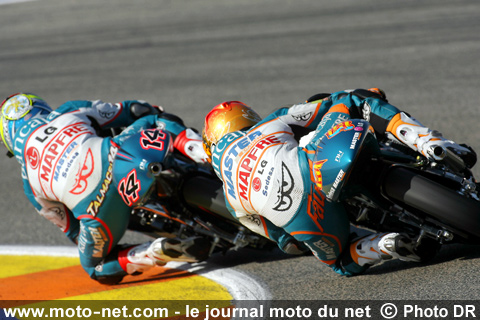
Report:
429,145,466,173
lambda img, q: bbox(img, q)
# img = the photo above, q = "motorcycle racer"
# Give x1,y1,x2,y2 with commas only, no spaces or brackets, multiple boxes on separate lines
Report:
202,88,476,276
0,93,210,284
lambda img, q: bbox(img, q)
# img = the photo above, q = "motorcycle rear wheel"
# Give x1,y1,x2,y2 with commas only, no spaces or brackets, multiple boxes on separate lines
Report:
383,167,480,240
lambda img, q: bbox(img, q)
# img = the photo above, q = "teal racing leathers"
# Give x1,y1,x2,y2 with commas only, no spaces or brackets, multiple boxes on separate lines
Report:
12,99,204,282
209,88,436,275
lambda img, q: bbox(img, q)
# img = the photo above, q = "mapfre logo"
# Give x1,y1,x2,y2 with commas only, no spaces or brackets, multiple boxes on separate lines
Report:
26,147,40,169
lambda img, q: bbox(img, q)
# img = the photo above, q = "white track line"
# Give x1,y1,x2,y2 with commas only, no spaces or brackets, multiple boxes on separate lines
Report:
0,245,271,302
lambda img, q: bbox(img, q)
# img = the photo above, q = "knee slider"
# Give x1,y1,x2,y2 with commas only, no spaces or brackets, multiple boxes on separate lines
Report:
94,275,125,285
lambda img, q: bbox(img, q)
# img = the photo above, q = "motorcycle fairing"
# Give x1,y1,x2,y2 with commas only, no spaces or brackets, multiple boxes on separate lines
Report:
112,128,174,207
313,119,378,201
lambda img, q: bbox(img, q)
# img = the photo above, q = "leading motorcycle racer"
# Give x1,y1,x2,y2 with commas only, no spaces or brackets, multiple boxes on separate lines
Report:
202,88,476,276
0,93,211,284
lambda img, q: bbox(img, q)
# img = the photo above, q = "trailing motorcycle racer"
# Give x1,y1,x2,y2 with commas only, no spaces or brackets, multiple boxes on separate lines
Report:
0,93,210,284
202,88,476,276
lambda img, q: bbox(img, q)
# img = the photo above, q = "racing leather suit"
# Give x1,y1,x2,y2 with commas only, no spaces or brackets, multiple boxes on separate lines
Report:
209,89,422,275
13,99,204,281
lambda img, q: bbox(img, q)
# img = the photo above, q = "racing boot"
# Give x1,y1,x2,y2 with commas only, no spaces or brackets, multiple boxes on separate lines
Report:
147,236,212,263
386,112,476,167
118,237,211,274
350,232,421,267
117,241,165,275
282,238,310,255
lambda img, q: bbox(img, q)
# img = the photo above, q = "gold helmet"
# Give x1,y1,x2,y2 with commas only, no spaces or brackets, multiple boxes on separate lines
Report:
202,101,262,161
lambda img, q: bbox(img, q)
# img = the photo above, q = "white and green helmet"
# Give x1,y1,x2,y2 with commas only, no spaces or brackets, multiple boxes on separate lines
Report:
0,93,52,155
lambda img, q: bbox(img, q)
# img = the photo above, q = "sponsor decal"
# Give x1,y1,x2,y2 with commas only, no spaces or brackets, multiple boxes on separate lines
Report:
51,206,68,232
140,129,169,151
78,224,87,254
118,169,142,206
312,159,328,190
86,144,118,216
257,160,268,174
213,130,260,199
238,135,282,201
39,205,68,232
55,141,79,181
15,118,45,179
327,169,346,200
89,226,108,258
334,114,350,126
350,132,362,149
292,111,313,122
245,215,262,227
318,113,350,132
69,148,95,195
26,146,40,169
362,102,371,121
39,123,92,185
306,185,326,233
262,166,274,197
92,101,121,123
325,121,355,139
354,121,365,131
35,126,57,143
98,110,116,119
95,261,104,272
317,112,332,131
252,177,262,192
311,237,337,260
273,162,294,212
335,150,344,162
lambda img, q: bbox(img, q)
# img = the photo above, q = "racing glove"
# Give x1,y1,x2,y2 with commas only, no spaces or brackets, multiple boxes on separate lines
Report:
386,112,476,167
173,128,209,163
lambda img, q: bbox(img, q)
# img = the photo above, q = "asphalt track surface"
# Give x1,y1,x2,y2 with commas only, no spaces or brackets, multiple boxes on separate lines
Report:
1,0,480,302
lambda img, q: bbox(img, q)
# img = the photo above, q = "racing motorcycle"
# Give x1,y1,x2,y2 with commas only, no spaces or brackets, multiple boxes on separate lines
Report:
111,128,273,258
111,115,480,263
312,118,480,260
